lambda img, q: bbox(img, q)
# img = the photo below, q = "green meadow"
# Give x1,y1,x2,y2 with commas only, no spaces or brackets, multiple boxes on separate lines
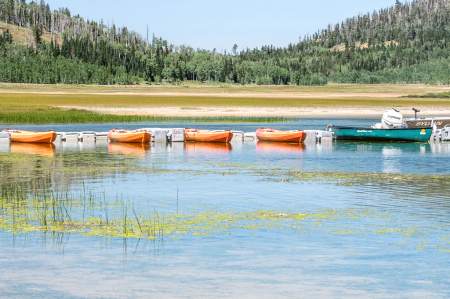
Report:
4,93,450,107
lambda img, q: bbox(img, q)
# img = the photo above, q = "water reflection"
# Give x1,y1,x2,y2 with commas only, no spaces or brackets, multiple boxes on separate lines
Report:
0,142,10,153
382,146,403,173
109,143,151,156
429,142,450,154
1,140,449,175
184,142,233,152
256,141,305,153
335,141,430,153
54,141,109,153
10,142,56,157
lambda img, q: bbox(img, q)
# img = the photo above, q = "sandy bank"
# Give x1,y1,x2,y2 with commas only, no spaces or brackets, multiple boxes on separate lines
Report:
57,105,450,118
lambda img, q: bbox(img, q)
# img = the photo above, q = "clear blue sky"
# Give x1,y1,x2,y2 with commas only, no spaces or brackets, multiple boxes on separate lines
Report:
46,0,397,52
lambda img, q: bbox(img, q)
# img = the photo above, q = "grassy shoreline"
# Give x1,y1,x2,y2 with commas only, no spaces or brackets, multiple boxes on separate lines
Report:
0,104,293,124
2,92,450,107
1,83,450,123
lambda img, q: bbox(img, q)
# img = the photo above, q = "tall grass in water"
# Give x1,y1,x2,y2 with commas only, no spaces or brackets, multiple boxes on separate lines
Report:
0,182,167,240
2,180,450,256
0,104,293,124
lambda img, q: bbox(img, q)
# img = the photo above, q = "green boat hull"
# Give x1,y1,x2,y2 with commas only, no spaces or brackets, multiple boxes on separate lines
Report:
327,126,433,142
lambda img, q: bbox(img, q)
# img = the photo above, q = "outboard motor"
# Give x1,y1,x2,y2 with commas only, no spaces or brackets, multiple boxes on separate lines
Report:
381,108,403,129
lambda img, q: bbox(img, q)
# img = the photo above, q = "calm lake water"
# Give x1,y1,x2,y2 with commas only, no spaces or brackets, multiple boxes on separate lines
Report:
1,119,450,298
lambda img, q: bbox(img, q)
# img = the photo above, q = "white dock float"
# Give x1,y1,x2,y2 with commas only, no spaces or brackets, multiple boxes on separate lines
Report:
0,132,10,142
138,128,169,142
167,128,185,142
443,127,450,141
303,130,319,142
95,132,109,140
316,131,335,143
244,132,257,141
152,129,169,142
231,131,244,142
172,128,185,135
61,132,78,142
79,131,96,141
55,132,63,142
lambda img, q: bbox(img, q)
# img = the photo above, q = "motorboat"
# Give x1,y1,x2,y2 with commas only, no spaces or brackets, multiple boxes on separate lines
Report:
327,125,432,142
327,108,433,142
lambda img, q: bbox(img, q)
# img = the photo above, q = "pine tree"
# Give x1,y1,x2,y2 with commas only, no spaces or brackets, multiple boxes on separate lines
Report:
32,25,42,47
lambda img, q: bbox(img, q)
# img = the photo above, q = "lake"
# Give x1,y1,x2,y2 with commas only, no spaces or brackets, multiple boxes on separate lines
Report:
0,119,449,298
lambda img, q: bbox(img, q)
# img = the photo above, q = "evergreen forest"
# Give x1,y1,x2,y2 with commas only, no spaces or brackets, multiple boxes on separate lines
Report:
1,0,450,85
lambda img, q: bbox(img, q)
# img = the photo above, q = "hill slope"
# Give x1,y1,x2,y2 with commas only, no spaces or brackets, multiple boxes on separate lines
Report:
1,0,450,85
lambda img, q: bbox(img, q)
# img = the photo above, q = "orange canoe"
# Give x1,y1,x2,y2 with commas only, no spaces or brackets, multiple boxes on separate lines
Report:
2,129,57,143
185,129,233,143
108,130,151,143
256,128,307,143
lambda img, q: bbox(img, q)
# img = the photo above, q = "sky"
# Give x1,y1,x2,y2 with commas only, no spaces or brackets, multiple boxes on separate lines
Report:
46,0,397,52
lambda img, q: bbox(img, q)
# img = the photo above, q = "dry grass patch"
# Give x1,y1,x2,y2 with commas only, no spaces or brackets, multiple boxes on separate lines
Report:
1,92,450,108
0,22,61,46
1,83,449,96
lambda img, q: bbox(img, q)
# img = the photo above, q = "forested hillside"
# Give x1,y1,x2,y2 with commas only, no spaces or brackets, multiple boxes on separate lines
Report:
1,0,450,85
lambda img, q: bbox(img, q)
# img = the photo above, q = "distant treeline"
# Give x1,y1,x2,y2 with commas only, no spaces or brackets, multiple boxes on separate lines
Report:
1,0,450,85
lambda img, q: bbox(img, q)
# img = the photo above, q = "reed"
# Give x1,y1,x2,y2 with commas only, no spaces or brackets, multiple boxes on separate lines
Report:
404,92,450,99
0,104,292,124
0,181,449,254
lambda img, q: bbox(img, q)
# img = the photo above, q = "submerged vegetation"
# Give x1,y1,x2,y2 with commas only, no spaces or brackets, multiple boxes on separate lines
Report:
1,150,450,254
0,184,449,254
263,170,450,186
2,0,450,85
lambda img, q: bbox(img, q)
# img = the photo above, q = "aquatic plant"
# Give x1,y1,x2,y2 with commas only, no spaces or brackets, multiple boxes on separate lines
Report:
0,185,448,254
262,170,450,186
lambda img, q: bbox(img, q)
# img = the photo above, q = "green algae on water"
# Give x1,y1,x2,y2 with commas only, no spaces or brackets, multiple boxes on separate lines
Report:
1,188,448,254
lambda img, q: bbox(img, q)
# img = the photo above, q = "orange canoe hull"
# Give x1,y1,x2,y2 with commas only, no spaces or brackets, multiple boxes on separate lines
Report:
256,128,306,143
108,130,151,143
3,130,57,143
185,129,233,143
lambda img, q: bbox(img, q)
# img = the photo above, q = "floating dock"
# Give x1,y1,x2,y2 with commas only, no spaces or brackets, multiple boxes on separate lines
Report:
3,127,450,148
